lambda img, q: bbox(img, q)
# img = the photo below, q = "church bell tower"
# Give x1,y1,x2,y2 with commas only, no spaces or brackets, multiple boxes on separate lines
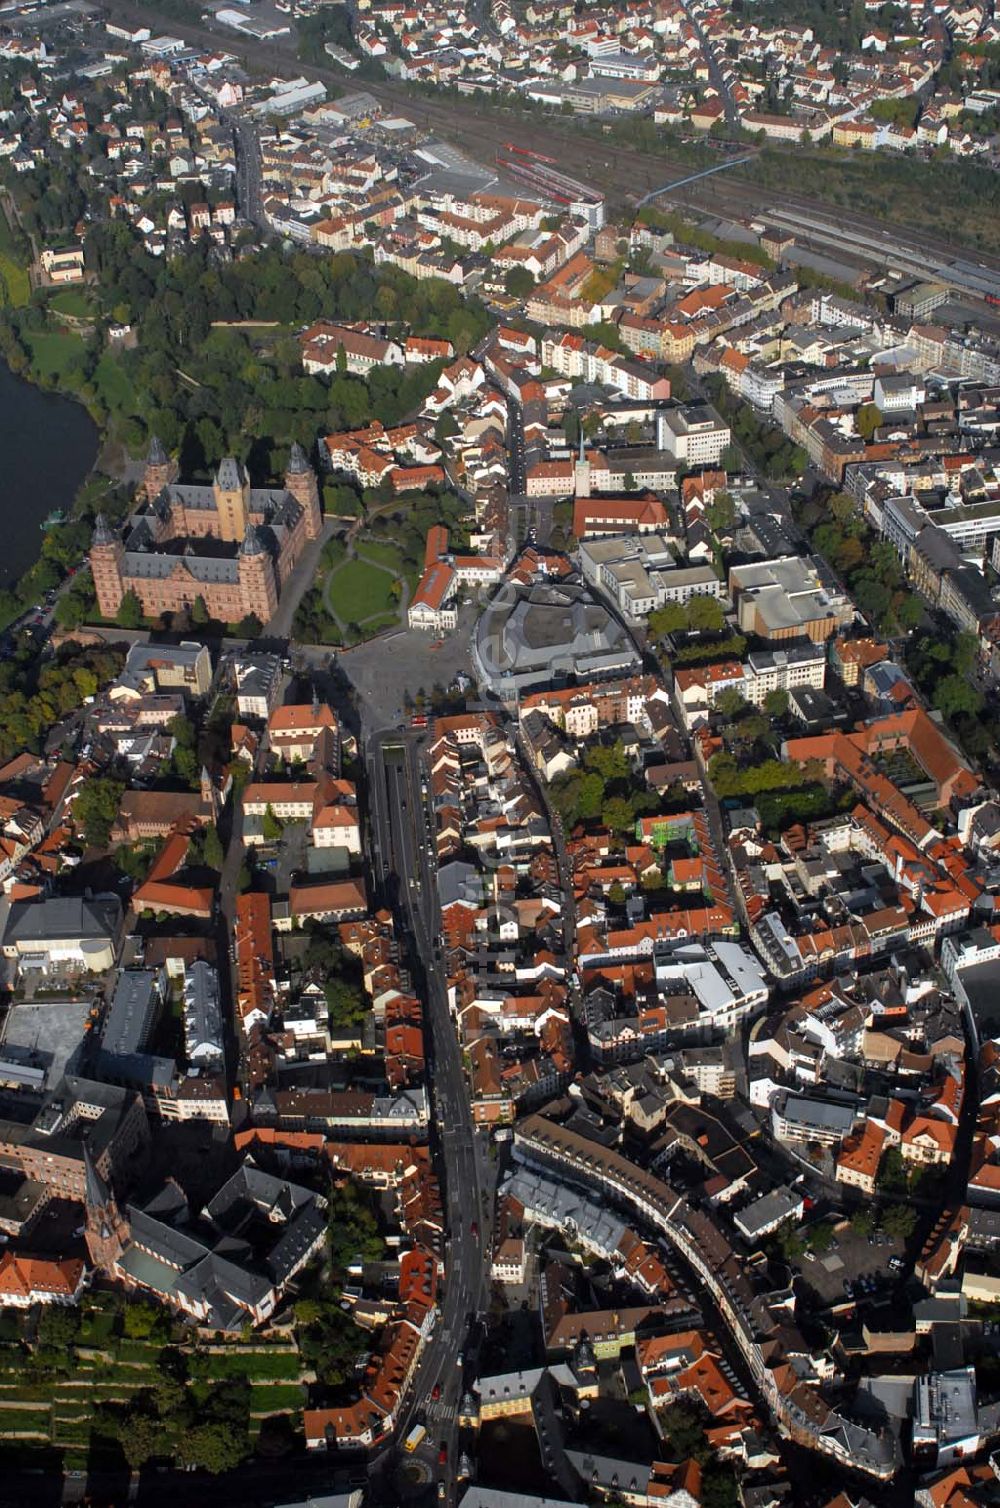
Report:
83,1140,129,1275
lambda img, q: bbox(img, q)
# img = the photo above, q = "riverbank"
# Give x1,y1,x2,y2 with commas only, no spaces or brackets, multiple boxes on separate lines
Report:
0,199,141,622
0,337,137,633
0,359,100,581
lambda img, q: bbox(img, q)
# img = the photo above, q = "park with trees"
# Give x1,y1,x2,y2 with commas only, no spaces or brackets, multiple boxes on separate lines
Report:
0,146,493,636
648,594,726,640
0,638,123,765
548,739,664,833
294,485,470,645
702,375,808,482
793,487,922,638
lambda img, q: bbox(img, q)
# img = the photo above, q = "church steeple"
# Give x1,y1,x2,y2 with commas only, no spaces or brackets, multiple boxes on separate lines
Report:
574,424,591,499
83,1139,129,1274
83,1137,110,1210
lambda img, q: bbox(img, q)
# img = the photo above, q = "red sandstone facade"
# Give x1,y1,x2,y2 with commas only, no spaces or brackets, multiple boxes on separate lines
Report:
90,441,323,626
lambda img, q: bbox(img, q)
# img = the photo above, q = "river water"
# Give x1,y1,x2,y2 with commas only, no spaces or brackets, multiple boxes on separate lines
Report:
0,359,99,587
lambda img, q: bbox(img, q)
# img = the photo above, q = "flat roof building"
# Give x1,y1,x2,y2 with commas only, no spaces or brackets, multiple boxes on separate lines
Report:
580,534,723,623
912,1368,979,1469
657,404,731,467
729,555,853,643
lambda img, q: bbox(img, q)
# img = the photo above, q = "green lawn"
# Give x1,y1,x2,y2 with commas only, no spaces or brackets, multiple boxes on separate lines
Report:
356,538,404,571
0,1408,52,1435
51,1420,93,1445
0,208,29,309
77,1303,118,1346
114,1339,167,1360
327,557,396,623
249,1383,306,1410
80,1363,159,1384
47,287,92,318
23,328,84,383
363,612,402,636
94,352,133,411
205,1350,301,1380
0,1382,54,1401
0,1309,307,1464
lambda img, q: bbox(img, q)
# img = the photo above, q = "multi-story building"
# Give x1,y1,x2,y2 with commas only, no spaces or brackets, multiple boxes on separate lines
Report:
0,1076,148,1203
2,895,123,976
579,534,722,622
657,404,731,467
729,556,854,643
770,1092,858,1147
267,702,340,765
90,441,322,626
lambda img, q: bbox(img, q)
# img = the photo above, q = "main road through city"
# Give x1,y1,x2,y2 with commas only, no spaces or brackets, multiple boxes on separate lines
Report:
366,727,493,1504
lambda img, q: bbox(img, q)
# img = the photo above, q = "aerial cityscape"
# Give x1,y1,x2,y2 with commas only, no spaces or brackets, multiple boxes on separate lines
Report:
0,0,998,1505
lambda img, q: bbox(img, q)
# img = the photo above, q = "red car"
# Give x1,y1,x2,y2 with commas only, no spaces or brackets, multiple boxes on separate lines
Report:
432,1383,441,1400
470,1221,479,1239
438,1442,447,1466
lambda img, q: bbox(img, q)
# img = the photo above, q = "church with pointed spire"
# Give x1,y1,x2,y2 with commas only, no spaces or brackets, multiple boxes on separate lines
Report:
89,441,323,626
83,1138,130,1274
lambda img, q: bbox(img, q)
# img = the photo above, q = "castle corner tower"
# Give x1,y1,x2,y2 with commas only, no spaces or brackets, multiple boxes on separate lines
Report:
90,514,125,618
237,522,278,625
143,435,179,503
284,441,323,541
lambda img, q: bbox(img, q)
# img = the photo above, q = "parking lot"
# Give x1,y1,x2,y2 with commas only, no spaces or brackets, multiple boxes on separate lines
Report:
797,1220,906,1308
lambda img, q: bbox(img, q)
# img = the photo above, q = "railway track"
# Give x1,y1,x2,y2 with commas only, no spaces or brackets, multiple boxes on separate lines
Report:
103,0,1000,287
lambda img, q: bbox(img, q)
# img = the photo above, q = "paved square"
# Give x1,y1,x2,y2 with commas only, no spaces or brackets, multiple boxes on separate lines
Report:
337,609,478,732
